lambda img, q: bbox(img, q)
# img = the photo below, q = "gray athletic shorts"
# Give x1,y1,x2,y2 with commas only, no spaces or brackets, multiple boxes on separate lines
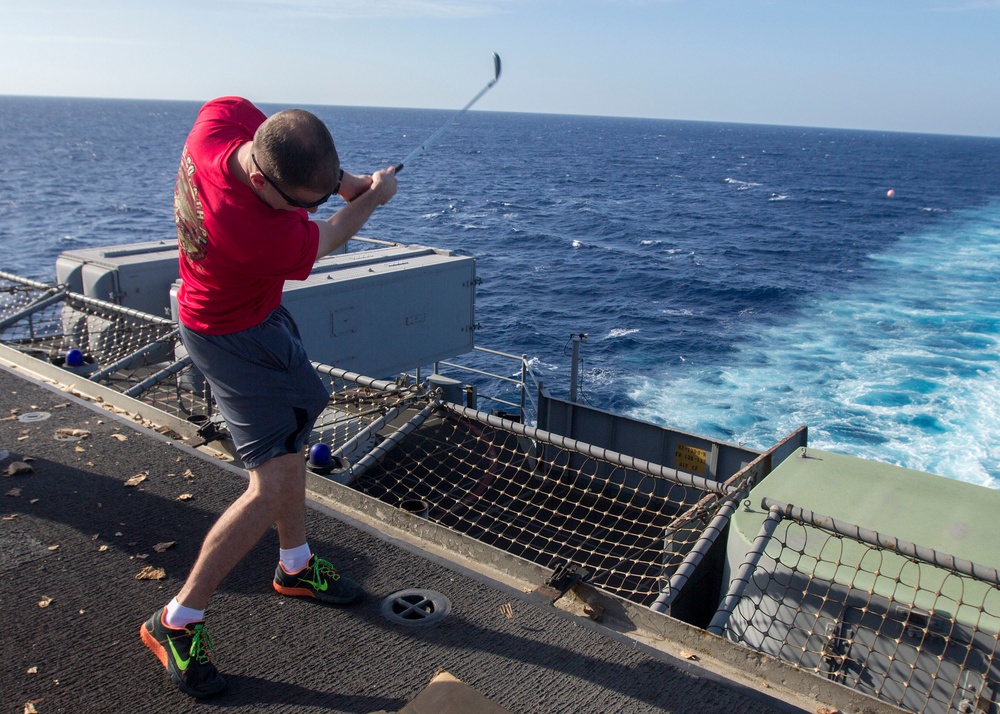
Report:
179,305,329,470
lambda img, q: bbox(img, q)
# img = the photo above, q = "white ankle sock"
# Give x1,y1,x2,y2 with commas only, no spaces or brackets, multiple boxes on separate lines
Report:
279,543,312,573
164,597,205,629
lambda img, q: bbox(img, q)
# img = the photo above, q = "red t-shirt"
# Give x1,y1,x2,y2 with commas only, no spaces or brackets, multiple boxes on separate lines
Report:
174,97,319,334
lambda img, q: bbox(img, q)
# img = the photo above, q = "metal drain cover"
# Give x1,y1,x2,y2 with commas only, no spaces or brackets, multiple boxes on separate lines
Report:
381,589,451,627
18,412,51,423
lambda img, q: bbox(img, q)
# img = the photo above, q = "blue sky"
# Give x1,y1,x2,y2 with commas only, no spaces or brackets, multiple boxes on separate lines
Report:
1,0,998,137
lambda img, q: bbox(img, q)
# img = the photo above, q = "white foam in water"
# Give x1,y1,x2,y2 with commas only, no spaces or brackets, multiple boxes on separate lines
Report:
724,178,763,190
629,204,1000,487
525,355,561,374
605,328,640,339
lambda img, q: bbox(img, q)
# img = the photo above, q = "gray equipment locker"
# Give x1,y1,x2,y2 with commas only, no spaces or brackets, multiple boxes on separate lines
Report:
56,240,179,318
59,240,476,379
282,245,477,377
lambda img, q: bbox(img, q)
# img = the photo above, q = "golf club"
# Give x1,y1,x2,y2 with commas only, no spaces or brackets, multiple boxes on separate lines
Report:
395,53,502,174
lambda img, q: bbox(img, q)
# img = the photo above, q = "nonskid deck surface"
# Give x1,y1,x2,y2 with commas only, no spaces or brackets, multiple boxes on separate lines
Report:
0,365,795,714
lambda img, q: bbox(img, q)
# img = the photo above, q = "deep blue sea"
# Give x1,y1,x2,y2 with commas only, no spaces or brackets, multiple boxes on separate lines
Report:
2,96,999,487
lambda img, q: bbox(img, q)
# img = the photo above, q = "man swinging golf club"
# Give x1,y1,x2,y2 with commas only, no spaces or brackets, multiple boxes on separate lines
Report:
140,96,396,698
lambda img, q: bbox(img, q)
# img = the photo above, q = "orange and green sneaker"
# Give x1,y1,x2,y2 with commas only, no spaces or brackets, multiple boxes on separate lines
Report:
140,608,226,698
273,554,362,604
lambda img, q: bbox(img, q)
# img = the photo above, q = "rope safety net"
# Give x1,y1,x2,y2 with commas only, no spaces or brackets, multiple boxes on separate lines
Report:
710,500,1000,714
0,273,204,419
323,398,735,609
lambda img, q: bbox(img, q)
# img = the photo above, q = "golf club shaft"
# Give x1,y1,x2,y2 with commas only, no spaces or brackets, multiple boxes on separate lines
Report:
396,53,501,173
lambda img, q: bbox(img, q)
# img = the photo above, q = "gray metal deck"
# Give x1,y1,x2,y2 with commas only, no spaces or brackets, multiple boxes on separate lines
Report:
1,363,811,714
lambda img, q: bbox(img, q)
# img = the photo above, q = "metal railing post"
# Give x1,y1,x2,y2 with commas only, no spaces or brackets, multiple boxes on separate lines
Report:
708,505,785,635
569,334,585,403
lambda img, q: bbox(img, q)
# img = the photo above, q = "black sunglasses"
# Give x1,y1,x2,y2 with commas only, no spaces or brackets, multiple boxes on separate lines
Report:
251,153,342,209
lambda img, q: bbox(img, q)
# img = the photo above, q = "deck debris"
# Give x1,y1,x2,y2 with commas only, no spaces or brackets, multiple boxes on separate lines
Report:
38,595,54,608
135,565,166,580
153,541,176,552
6,460,33,476
177,493,193,501
124,472,148,487
55,427,90,440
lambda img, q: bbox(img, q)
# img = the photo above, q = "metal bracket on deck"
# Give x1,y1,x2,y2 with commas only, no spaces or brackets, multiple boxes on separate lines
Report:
535,559,591,604
188,419,228,449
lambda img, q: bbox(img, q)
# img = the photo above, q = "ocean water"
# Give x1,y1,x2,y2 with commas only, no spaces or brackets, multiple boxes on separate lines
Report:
2,96,999,486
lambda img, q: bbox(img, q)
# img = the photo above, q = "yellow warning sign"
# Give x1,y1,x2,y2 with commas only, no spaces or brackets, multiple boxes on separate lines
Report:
675,443,707,475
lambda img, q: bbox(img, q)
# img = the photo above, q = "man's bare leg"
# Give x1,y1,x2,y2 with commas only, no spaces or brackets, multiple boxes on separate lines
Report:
175,449,307,610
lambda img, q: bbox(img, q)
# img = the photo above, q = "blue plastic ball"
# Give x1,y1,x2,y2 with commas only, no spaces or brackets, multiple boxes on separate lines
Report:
309,442,332,465
65,348,84,367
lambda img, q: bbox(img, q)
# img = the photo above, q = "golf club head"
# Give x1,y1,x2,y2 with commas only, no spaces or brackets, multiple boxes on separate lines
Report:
396,52,503,174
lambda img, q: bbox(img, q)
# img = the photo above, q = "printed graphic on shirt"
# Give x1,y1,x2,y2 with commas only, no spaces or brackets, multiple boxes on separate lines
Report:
175,145,208,269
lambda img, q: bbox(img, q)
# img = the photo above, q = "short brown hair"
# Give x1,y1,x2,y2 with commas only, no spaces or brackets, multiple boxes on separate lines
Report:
253,109,340,193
